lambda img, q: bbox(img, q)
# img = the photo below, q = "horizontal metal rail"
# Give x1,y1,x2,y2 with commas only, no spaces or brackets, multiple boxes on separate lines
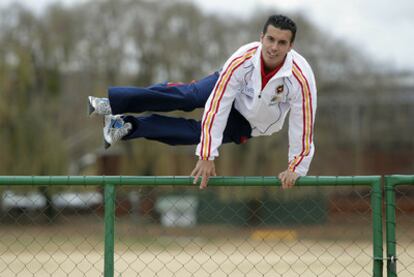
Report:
0,175,381,186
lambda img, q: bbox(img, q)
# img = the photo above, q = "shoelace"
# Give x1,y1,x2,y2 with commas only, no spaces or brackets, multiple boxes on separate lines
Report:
95,98,111,114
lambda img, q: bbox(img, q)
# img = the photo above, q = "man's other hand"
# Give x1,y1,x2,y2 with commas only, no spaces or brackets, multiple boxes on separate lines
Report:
278,169,300,189
191,160,216,189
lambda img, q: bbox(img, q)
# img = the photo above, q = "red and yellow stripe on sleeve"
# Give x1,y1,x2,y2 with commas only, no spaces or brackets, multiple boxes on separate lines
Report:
289,61,314,172
200,47,257,160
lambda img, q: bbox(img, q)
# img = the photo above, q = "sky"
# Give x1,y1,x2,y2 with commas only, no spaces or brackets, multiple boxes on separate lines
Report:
1,0,413,72
189,0,414,72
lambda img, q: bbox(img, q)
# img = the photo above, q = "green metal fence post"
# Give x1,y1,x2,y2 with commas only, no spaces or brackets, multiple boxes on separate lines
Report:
385,175,414,277
385,176,397,277
104,183,115,277
371,178,384,277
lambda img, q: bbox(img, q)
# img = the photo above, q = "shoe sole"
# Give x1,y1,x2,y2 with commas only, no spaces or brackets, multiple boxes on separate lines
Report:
103,116,111,149
104,140,111,149
88,96,96,116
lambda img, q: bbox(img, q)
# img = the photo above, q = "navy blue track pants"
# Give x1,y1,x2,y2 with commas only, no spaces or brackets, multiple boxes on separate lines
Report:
108,72,252,146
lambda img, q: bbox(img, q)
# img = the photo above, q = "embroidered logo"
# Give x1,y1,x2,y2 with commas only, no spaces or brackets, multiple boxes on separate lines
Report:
276,85,284,94
270,85,285,104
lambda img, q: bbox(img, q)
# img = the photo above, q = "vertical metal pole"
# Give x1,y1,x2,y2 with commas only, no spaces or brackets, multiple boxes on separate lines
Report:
104,183,115,277
371,179,383,277
385,177,397,277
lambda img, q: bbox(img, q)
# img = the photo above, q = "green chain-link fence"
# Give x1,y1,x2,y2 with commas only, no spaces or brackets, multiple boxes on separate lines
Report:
0,176,412,276
385,175,414,277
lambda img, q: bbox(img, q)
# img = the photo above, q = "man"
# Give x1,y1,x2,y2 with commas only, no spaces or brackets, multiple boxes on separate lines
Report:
88,15,317,190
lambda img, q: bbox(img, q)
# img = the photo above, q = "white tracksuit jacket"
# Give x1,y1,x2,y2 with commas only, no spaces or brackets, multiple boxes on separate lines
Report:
196,41,317,176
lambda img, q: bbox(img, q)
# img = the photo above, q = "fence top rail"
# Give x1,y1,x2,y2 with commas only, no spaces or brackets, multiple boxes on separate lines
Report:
0,175,381,187
385,175,414,186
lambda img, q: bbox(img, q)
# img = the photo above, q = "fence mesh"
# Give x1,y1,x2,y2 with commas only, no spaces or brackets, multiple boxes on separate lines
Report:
0,185,384,276
394,184,414,277
0,186,104,276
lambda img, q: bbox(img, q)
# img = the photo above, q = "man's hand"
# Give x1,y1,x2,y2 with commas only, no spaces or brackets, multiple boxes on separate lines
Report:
278,169,300,189
191,160,216,189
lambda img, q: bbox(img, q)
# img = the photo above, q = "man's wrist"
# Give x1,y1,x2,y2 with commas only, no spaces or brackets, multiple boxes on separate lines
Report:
198,156,215,161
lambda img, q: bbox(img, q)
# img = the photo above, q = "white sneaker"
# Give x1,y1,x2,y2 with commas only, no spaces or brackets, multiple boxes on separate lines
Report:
88,96,112,116
103,115,132,149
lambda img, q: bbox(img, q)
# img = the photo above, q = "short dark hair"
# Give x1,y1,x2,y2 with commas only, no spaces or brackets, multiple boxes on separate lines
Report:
263,15,297,43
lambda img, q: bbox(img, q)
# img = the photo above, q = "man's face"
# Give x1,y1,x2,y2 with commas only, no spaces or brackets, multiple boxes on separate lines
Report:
260,25,293,70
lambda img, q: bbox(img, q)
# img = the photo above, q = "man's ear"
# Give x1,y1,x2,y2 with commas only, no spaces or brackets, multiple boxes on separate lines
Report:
260,32,264,43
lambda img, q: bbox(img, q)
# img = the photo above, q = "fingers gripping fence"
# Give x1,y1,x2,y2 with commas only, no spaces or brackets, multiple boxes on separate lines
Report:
0,176,385,277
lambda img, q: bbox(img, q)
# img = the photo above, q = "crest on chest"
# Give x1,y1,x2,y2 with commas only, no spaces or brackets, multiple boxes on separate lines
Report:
276,84,284,94
270,84,285,103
